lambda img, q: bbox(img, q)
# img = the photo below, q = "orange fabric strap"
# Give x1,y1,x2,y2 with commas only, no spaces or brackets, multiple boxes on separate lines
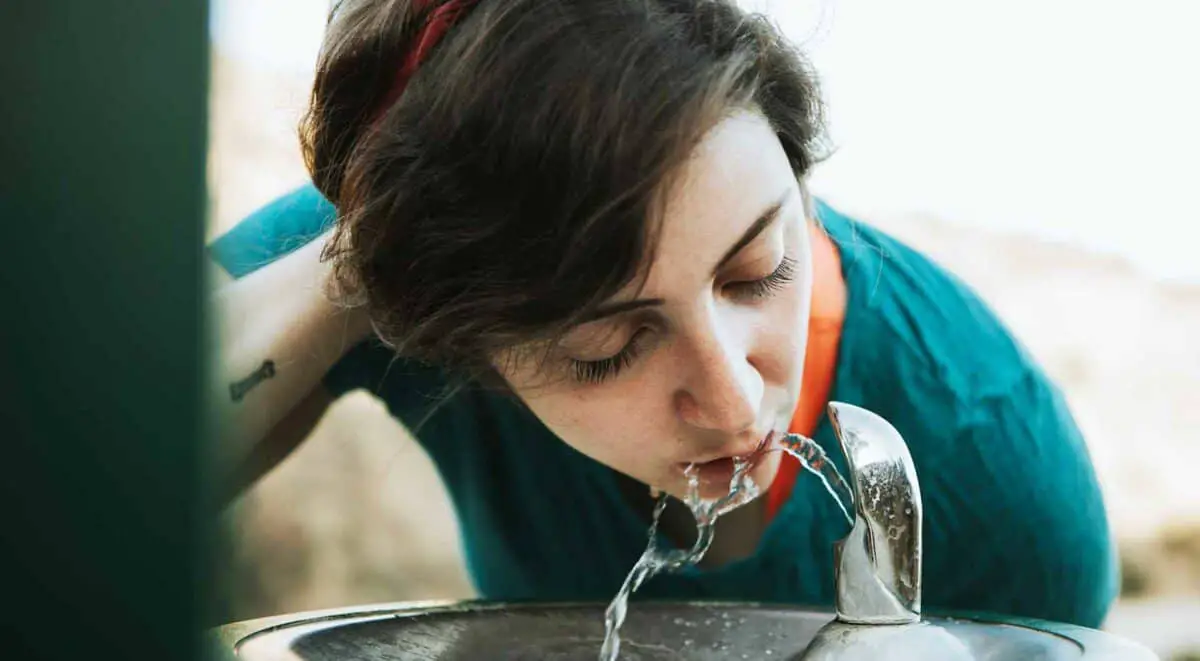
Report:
764,222,847,521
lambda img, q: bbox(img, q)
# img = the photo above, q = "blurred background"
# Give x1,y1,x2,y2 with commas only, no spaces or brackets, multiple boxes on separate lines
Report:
207,0,1200,658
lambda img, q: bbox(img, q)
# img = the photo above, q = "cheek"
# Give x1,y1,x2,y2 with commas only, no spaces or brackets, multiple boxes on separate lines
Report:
754,276,813,387
752,215,815,384
522,391,600,442
511,378,674,476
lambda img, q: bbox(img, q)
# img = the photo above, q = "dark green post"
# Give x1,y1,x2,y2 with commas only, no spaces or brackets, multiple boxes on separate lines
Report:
0,2,212,660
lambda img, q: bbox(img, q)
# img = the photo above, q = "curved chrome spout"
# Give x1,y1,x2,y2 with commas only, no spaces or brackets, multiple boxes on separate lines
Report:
828,402,923,625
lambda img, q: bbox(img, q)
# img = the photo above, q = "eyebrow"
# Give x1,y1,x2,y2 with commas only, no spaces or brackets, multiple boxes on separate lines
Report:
581,188,792,323
580,297,666,322
713,190,791,275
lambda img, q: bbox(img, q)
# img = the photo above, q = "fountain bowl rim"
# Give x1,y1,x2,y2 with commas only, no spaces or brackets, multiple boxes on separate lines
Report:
209,598,1156,660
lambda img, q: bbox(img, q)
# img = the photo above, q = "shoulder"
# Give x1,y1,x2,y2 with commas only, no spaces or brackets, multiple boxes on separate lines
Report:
815,201,1117,625
817,199,1036,404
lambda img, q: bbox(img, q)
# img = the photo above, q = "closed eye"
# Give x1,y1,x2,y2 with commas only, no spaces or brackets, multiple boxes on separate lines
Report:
567,254,798,385
569,327,652,384
725,256,797,301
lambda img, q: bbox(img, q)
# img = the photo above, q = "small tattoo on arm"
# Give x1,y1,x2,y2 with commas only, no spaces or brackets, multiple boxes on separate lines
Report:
230,360,276,402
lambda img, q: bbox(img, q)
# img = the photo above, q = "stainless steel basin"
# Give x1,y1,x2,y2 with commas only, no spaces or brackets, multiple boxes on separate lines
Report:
211,600,1157,660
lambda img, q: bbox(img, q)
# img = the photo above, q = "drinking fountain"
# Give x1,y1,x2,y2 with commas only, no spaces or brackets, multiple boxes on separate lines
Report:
209,403,1157,660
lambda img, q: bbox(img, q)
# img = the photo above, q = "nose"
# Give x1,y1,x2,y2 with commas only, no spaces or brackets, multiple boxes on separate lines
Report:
673,315,763,436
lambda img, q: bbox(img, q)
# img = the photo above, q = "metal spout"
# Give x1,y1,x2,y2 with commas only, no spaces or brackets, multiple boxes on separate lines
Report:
827,402,923,625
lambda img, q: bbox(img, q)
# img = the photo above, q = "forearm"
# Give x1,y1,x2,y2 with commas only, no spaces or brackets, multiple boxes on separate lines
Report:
209,233,369,474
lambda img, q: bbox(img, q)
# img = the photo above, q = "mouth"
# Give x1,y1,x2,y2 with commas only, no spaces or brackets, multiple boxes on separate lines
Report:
676,431,778,492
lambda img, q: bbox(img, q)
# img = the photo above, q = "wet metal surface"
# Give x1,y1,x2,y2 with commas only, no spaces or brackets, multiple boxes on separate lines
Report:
827,402,923,625
223,602,1154,660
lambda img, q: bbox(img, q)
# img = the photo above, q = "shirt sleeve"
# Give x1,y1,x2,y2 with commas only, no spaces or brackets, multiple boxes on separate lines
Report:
208,184,336,279
927,369,1119,629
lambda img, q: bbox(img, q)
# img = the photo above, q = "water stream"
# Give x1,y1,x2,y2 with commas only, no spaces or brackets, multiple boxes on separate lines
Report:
778,433,854,527
598,457,761,661
598,433,855,660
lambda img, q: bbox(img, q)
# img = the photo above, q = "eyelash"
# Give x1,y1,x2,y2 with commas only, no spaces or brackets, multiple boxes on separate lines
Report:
568,256,798,385
571,328,650,385
726,256,798,301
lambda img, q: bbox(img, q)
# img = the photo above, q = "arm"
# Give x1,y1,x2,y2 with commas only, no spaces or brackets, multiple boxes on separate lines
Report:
206,184,375,500
208,185,476,503
220,384,337,503
210,231,371,496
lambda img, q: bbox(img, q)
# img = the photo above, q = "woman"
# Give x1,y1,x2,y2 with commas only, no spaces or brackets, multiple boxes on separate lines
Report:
210,0,1117,628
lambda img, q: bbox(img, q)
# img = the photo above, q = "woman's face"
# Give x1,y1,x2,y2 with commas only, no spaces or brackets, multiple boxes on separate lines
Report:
500,111,814,501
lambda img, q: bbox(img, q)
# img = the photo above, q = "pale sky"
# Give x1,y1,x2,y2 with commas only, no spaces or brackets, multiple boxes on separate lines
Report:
210,0,1200,283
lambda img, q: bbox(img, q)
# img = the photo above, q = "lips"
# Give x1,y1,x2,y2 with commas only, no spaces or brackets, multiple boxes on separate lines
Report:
686,457,741,490
675,430,778,491
682,430,776,467
751,430,776,455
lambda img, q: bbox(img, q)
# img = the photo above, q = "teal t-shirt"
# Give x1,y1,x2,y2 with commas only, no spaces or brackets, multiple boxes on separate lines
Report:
211,185,1118,628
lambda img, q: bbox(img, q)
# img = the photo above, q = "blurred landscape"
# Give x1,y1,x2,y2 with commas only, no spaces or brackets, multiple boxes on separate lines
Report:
207,35,1200,660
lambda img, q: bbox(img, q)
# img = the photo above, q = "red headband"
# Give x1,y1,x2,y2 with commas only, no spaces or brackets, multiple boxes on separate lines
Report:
372,0,482,124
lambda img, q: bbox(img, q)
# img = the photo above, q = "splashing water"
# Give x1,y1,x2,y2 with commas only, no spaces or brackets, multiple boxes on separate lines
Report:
777,433,855,527
598,458,762,661
598,433,855,660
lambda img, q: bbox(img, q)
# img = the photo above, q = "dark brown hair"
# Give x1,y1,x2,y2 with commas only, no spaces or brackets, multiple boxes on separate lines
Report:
301,0,827,382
